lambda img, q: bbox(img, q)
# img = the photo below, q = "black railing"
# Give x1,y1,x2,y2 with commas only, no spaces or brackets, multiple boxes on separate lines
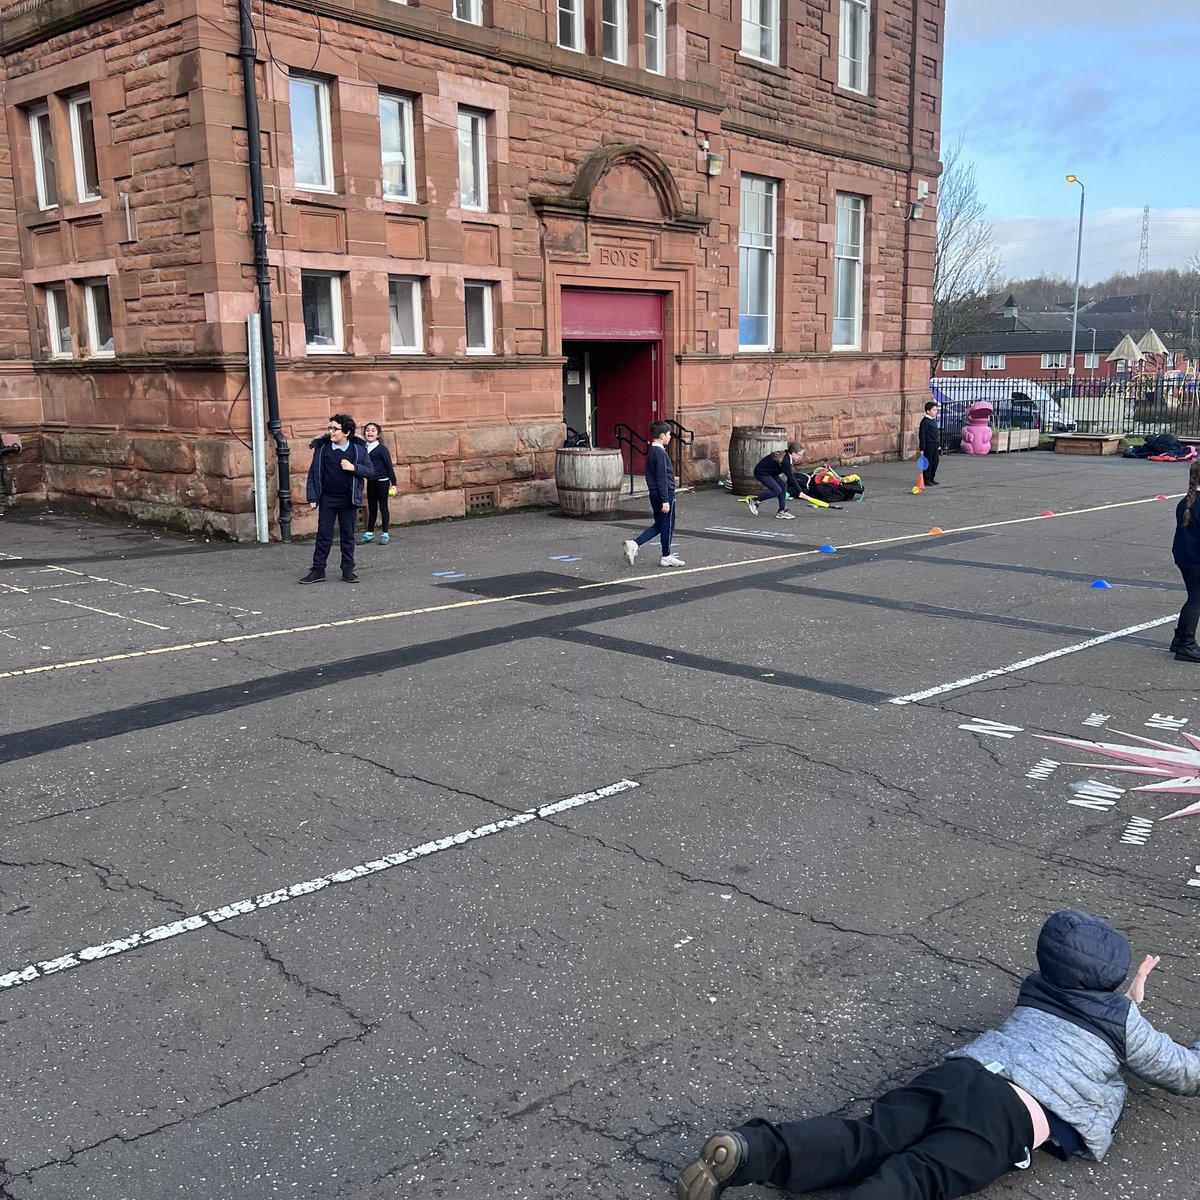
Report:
613,420,695,493
929,371,1200,449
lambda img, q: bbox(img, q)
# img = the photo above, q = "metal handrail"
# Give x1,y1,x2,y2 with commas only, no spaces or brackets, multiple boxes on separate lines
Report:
613,420,695,493
613,422,650,494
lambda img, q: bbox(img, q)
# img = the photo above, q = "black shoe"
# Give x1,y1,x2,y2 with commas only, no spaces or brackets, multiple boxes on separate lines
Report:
676,1131,748,1200
1170,634,1194,653
298,569,325,584
1176,643,1200,663
341,570,360,583
927,479,940,485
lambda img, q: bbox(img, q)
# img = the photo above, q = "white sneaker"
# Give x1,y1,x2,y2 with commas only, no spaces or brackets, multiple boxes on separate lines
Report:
659,554,686,567
744,496,760,516
775,509,796,520
622,539,638,565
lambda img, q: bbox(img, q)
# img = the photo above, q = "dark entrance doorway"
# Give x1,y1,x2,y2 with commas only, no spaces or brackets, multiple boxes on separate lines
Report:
561,289,664,470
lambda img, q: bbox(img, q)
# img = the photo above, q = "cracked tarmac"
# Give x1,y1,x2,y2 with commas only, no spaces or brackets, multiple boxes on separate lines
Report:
2,454,1200,1198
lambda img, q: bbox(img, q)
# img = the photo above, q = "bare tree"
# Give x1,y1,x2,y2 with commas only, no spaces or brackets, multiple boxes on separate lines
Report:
932,141,1003,372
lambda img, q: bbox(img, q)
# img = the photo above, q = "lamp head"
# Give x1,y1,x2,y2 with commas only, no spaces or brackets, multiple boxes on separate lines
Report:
1066,174,1077,183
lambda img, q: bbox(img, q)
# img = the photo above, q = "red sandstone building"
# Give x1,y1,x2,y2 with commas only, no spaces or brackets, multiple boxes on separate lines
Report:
0,0,943,537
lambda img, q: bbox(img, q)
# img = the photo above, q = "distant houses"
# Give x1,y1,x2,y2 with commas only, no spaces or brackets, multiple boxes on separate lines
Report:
937,294,1187,383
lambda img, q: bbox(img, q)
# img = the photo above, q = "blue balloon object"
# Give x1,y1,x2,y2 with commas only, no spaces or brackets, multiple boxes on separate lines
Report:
917,455,930,472
1090,579,1112,589
819,544,837,554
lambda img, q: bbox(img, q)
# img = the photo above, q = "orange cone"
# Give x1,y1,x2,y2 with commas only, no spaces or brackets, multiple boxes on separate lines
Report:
929,526,944,534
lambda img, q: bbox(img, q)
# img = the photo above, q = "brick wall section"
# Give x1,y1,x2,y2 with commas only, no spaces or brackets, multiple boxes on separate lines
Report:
0,0,943,535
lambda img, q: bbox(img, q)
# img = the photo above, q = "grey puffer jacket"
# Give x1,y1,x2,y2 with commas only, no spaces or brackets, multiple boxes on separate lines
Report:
954,910,1200,1161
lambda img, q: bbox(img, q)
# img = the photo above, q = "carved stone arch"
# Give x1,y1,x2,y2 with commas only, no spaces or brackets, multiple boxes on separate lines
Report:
570,144,684,223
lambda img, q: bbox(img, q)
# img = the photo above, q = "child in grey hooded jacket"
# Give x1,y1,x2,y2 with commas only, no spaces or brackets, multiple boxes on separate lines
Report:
677,910,1200,1200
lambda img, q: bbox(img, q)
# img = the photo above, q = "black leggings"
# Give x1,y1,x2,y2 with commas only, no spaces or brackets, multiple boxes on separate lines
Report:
366,478,391,532
1178,565,1200,643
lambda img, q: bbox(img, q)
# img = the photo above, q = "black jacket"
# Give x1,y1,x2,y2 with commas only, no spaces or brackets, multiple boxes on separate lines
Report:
365,441,397,485
918,415,940,457
305,434,373,506
754,452,800,493
1173,498,1200,569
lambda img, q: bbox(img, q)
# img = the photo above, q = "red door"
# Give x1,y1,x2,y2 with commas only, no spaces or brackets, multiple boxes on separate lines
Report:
561,289,665,468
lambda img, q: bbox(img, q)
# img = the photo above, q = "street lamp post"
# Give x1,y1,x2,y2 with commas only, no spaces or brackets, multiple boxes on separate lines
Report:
1066,175,1086,399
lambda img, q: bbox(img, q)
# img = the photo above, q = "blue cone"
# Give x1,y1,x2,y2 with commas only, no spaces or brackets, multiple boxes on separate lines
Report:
1090,579,1111,589
819,544,838,554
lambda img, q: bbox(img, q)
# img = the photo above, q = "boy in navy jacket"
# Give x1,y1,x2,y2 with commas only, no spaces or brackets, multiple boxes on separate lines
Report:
623,421,684,568
300,413,374,584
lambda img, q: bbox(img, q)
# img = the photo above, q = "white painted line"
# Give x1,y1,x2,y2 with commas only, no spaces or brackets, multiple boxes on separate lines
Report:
0,779,639,993
40,566,255,616
890,614,1177,705
0,493,1179,683
49,597,171,631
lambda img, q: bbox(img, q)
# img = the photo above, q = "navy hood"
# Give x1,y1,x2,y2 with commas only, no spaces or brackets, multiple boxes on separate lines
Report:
1036,910,1131,992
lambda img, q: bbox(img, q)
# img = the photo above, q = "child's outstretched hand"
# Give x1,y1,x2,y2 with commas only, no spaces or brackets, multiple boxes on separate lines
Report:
1126,954,1161,1004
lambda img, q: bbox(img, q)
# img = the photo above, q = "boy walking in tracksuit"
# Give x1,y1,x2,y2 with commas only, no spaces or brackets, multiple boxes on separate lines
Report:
623,421,684,568
300,414,374,584
678,910,1200,1200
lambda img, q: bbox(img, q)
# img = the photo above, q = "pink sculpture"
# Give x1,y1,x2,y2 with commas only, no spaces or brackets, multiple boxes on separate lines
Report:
959,400,993,455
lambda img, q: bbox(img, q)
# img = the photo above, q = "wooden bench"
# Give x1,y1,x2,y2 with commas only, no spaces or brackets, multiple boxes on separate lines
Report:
1052,433,1123,456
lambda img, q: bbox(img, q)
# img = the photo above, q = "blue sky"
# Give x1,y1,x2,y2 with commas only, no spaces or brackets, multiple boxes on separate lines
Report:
942,0,1200,284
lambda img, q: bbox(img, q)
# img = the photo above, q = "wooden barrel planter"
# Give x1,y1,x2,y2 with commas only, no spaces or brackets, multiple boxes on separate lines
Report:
729,426,788,495
554,446,624,518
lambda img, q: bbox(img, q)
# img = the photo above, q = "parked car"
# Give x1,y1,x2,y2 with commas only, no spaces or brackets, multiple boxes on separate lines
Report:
930,378,1077,433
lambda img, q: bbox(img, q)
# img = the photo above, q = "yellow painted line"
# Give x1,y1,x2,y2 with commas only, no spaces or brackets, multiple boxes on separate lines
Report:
0,494,1179,682
48,598,171,631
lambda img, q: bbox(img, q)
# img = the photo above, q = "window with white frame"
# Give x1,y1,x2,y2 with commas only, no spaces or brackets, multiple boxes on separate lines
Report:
83,281,114,357
940,354,965,371
457,108,489,211
1084,351,1100,369
644,0,666,74
289,76,334,192
45,285,71,357
68,93,100,202
389,277,423,353
558,0,584,50
380,93,415,202
738,175,777,351
741,0,779,65
464,281,493,354
453,0,482,24
833,193,864,350
29,105,58,210
602,0,627,63
301,272,344,352
838,0,870,94
1041,352,1067,370
982,353,1006,370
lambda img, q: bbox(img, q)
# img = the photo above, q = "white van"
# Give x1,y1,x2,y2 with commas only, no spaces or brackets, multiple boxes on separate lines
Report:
930,378,1076,433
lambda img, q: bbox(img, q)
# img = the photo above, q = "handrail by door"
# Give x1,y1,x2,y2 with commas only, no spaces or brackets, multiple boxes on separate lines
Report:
614,420,695,493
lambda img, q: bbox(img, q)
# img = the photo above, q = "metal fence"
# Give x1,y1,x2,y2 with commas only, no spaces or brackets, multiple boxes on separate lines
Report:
931,372,1200,449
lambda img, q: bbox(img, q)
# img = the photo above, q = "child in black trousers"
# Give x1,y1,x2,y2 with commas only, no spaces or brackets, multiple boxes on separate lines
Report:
361,422,398,544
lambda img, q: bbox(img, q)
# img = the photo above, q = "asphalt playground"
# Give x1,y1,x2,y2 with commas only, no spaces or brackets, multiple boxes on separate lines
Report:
2,450,1199,1200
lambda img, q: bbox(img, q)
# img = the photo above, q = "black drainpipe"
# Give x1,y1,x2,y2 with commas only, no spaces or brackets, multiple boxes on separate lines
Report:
238,0,292,541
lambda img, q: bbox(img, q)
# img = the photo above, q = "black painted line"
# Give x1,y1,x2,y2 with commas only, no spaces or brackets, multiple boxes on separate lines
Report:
762,581,1113,640
895,552,1179,592
554,629,894,705
0,540,941,764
